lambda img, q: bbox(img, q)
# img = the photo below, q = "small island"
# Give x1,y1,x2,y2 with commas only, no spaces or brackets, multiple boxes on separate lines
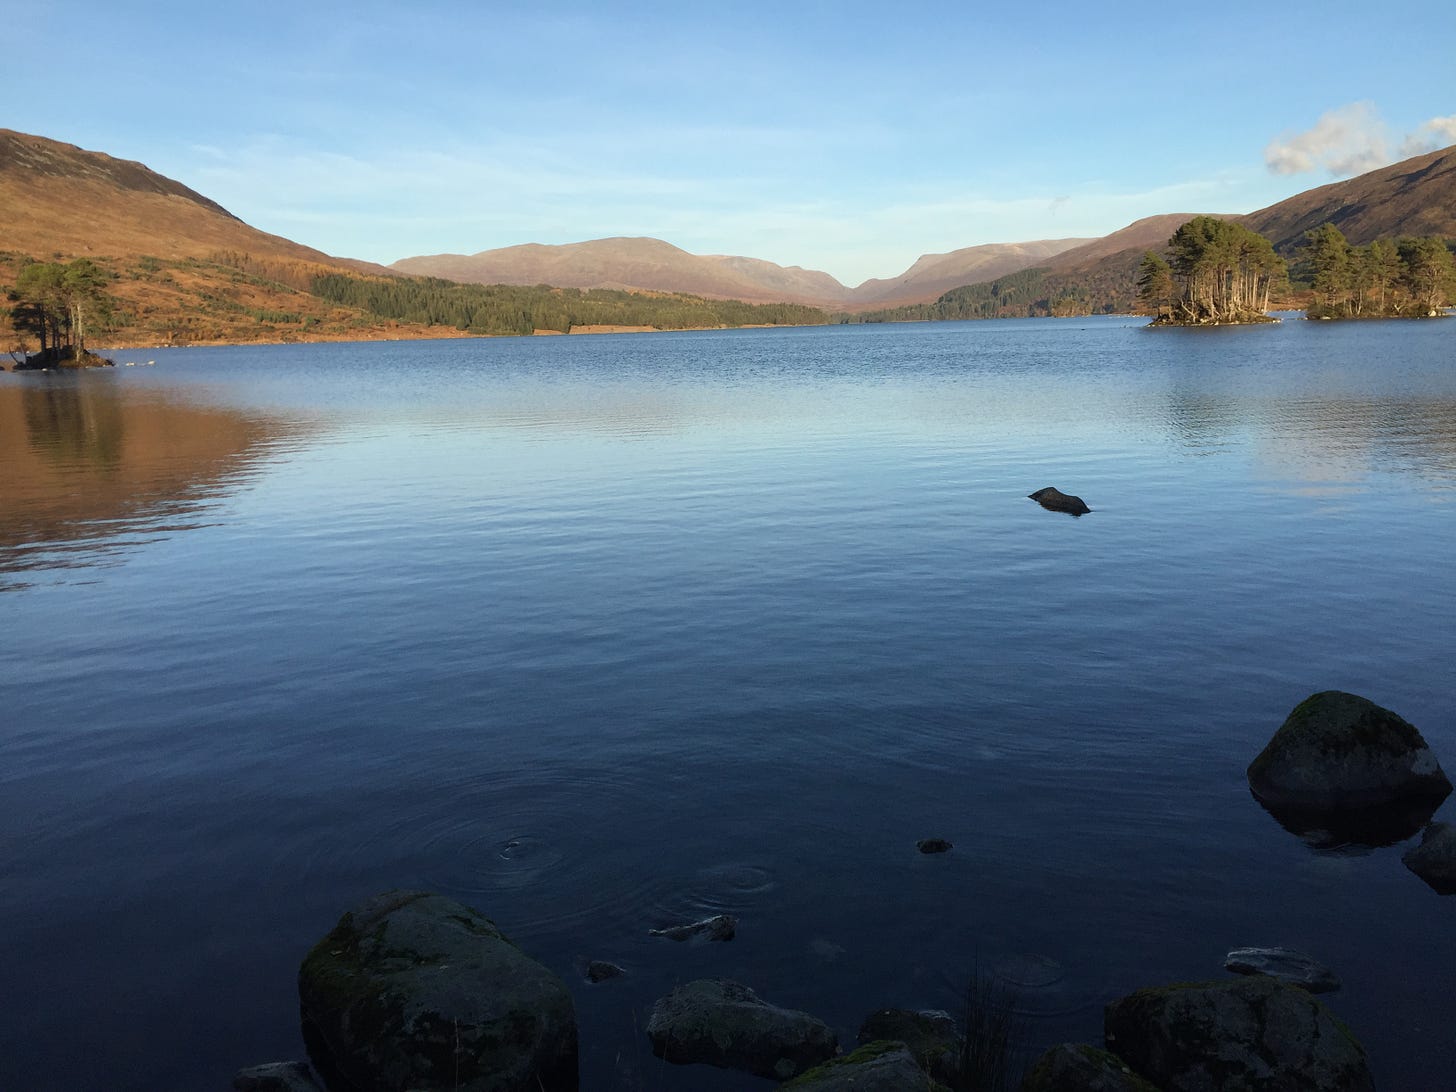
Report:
1303,224,1455,319
6,258,114,368
1137,217,1283,326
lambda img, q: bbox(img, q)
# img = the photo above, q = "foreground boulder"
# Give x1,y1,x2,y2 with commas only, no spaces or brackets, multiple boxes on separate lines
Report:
1104,976,1372,1091
645,978,836,1080
1028,486,1091,515
298,890,577,1092
1402,821,1456,894
856,1008,959,1085
1224,947,1340,993
1247,691,1450,816
781,1041,947,1090
1022,1043,1158,1091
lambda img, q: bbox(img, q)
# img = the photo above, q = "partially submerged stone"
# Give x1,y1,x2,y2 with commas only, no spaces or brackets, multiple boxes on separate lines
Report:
856,1007,959,1085
780,1040,948,1090
232,1061,324,1092
1247,691,1450,818
645,978,837,1081
1224,946,1340,993
648,912,736,941
1029,486,1091,515
1104,976,1373,1091
298,890,577,1092
586,959,626,982
917,837,953,854
1402,821,1456,895
1022,1043,1159,1092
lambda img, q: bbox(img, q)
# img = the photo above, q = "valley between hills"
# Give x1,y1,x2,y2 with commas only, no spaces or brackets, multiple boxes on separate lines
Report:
2,127,1454,352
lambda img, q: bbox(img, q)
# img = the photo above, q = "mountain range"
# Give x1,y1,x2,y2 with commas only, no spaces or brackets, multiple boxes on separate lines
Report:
2,127,1454,347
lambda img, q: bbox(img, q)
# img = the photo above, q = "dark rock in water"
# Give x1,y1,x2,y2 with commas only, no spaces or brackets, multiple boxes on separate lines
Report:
1224,946,1341,992
856,1008,959,1085
648,912,737,941
1402,821,1456,894
1104,976,1373,1091
1022,1043,1159,1092
586,959,626,982
645,978,837,1081
780,1040,947,1090
1029,486,1091,515
1247,691,1451,823
298,890,578,1092
232,1061,324,1092
917,837,953,854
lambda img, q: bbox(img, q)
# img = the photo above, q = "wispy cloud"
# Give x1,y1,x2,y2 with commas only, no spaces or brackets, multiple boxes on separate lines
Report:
1265,103,1456,177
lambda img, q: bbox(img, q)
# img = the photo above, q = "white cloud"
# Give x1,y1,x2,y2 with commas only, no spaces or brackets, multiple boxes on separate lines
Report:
1266,104,1456,177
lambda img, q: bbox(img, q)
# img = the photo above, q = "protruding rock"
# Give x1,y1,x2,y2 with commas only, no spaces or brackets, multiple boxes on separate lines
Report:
1104,976,1373,1091
780,1041,947,1090
232,1061,325,1092
1247,692,1451,844
648,912,736,941
917,837,953,854
1402,821,1456,894
1022,1043,1159,1091
586,959,626,982
298,890,577,1092
1029,486,1091,515
1224,947,1340,992
856,1007,959,1085
645,978,837,1081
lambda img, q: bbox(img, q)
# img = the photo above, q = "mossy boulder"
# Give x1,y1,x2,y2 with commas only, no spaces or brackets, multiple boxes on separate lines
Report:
781,1040,949,1090
645,978,836,1081
1103,976,1372,1091
1402,821,1456,894
855,1007,960,1085
1247,691,1450,813
298,890,577,1092
1021,1043,1160,1091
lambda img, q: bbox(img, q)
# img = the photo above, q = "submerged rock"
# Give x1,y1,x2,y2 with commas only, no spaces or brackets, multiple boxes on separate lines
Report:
1247,692,1451,840
648,912,737,941
1022,1043,1159,1092
1029,486,1091,515
1402,821,1456,894
1104,976,1373,1091
645,978,837,1081
232,1061,324,1092
781,1040,947,1090
1224,947,1341,993
856,1007,959,1085
586,959,626,982
298,890,577,1092
917,837,953,854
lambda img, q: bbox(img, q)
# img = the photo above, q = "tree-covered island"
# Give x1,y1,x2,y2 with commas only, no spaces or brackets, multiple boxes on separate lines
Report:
5,258,115,367
1137,217,1284,326
1302,224,1455,319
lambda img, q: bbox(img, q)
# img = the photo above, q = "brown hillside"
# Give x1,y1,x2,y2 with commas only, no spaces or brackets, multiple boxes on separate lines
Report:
845,238,1091,309
1239,144,1456,250
0,129,447,348
393,236,854,306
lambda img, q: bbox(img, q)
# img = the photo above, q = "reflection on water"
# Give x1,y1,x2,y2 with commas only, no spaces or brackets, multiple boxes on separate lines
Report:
0,375,299,585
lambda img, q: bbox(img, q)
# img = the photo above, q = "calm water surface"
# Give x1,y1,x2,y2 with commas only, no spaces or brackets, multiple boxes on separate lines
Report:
2,318,1454,1090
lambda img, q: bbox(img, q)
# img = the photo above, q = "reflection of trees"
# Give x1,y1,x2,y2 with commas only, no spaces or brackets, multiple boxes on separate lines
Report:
23,381,125,470
0,379,296,581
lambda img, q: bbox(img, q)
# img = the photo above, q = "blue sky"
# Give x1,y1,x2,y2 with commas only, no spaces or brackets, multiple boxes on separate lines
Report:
7,1,1454,285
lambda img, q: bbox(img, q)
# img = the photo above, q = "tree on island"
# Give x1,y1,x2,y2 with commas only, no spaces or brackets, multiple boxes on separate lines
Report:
1145,217,1284,325
1135,251,1175,319
5,258,114,365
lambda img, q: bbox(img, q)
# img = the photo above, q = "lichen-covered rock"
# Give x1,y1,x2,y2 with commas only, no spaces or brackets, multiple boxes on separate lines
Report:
1224,947,1340,993
645,978,836,1081
232,1061,324,1092
1402,821,1456,894
1247,691,1450,811
780,1040,949,1090
856,1007,959,1084
1104,976,1372,1091
1028,486,1091,515
1021,1043,1160,1091
298,890,577,1092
